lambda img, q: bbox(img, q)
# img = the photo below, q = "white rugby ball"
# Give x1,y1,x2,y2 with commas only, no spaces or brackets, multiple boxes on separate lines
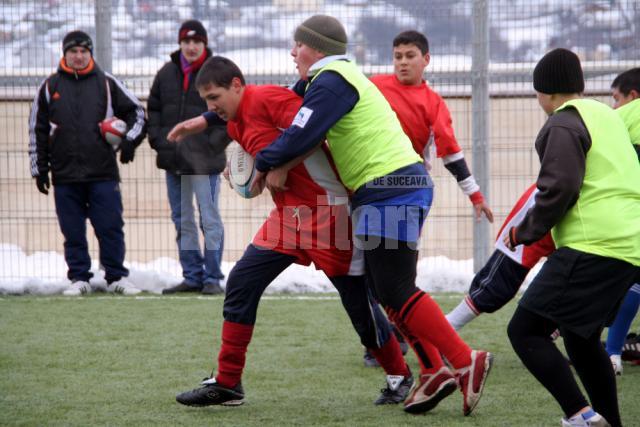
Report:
228,142,263,199
100,117,127,150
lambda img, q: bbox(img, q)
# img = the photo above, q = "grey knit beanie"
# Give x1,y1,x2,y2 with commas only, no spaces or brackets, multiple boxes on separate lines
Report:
294,15,347,56
533,48,584,94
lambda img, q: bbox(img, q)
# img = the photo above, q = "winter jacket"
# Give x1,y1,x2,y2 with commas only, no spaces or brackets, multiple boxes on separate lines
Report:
28,58,146,184
147,49,230,175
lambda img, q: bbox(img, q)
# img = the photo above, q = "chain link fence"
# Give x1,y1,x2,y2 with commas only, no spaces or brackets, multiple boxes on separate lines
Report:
1,0,638,282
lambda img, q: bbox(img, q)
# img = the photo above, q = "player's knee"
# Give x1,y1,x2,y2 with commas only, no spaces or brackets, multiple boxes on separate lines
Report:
506,316,522,348
480,304,500,314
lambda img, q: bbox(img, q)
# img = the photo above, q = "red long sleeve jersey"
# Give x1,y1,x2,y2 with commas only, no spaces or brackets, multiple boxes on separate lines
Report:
495,184,555,269
370,74,461,159
226,85,359,277
226,85,347,208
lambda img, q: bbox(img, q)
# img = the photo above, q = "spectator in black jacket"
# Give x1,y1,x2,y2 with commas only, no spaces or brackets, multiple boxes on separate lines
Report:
28,30,146,296
148,20,230,295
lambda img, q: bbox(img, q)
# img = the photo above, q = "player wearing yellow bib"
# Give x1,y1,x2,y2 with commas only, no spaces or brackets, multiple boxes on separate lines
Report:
505,50,640,427
253,15,493,416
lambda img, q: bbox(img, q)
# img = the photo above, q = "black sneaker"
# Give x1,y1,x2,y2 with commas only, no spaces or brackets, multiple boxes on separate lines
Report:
374,374,414,405
622,333,640,362
202,282,224,295
363,349,380,367
176,378,244,407
162,282,201,295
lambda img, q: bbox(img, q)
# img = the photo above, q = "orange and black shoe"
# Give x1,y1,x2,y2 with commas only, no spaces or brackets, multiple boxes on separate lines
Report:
456,350,493,416
403,367,457,414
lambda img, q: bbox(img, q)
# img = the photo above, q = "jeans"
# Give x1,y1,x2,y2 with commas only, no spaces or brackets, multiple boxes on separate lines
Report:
166,172,224,287
54,180,128,283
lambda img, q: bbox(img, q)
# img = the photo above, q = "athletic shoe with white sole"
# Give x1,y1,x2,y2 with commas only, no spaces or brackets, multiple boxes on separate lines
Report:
610,354,622,376
456,350,493,416
176,377,245,407
561,409,611,426
62,280,92,296
403,367,457,414
107,277,141,295
374,373,413,405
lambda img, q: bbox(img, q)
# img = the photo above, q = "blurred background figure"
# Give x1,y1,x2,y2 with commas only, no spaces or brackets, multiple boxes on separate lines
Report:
147,20,230,295
605,67,640,376
28,30,146,296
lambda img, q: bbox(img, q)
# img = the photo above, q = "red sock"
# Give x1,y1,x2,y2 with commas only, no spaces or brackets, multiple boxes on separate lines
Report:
399,327,445,375
393,290,472,370
368,334,410,377
215,320,254,388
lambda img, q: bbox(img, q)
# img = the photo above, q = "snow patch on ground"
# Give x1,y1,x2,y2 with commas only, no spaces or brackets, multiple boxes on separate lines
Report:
0,244,487,296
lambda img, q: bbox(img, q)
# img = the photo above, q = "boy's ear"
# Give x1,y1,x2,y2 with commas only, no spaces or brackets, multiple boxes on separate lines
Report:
630,89,640,100
231,77,243,91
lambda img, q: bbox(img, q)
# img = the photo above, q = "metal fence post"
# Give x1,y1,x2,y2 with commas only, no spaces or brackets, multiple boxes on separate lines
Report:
94,0,113,73
472,0,490,272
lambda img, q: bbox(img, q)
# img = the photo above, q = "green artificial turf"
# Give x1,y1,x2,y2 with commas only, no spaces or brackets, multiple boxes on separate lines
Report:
0,294,638,426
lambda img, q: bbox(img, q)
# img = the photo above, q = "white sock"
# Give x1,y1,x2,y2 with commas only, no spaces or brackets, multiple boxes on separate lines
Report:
446,296,479,331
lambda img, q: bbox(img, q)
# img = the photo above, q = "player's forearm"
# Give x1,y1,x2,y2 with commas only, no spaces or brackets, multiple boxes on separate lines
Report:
280,149,318,172
202,111,227,127
442,153,484,204
255,130,322,171
256,75,356,172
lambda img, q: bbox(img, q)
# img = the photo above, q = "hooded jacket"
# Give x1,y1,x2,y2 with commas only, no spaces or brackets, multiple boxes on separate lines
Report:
29,59,146,184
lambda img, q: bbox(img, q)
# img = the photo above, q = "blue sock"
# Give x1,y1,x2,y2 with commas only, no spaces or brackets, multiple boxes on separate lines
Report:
606,285,640,356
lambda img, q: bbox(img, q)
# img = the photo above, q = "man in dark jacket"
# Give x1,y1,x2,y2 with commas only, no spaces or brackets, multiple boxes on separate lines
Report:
28,30,147,296
147,20,229,295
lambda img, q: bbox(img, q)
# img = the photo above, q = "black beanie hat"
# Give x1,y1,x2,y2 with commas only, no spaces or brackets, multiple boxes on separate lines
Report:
533,48,584,94
178,20,208,45
62,31,93,55
294,15,347,56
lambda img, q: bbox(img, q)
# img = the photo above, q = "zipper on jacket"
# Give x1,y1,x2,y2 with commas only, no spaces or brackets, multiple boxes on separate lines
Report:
178,91,187,120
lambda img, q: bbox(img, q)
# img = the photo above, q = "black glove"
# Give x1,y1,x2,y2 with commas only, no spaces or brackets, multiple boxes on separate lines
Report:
35,174,50,195
119,138,135,164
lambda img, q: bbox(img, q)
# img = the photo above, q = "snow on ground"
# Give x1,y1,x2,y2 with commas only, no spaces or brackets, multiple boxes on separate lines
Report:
0,243,518,296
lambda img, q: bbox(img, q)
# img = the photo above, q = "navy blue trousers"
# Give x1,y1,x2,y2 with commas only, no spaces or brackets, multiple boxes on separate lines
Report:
54,181,128,283
468,250,530,313
223,244,392,349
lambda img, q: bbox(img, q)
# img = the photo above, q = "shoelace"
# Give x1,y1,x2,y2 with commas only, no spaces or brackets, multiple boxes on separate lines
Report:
379,386,395,396
112,284,125,293
379,378,405,395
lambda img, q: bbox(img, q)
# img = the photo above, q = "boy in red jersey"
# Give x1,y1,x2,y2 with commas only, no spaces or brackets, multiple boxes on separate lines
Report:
370,30,493,222
170,56,412,407
447,184,555,330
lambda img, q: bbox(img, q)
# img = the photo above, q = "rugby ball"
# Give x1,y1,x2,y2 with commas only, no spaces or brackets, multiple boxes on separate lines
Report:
228,142,263,199
99,117,127,150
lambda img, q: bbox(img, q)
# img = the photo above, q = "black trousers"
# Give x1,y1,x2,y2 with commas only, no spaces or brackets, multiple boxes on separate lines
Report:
519,247,636,338
468,250,530,313
508,306,621,427
54,181,127,283
362,238,420,312
507,248,636,427
223,244,391,349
